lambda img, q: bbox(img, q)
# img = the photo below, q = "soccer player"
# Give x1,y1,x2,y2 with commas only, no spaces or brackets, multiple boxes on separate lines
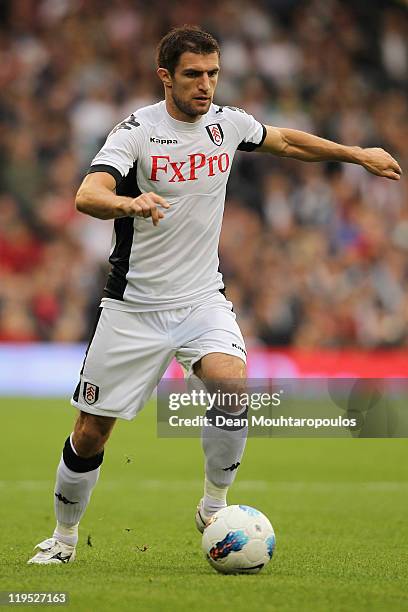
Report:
28,26,401,564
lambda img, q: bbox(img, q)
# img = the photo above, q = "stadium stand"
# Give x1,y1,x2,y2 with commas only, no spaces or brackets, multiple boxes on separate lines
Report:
0,0,406,348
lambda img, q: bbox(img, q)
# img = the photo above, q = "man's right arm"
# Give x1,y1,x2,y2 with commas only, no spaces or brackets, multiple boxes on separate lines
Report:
75,172,169,226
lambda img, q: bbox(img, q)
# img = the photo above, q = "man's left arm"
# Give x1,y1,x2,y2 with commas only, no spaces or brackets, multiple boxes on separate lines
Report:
258,125,402,180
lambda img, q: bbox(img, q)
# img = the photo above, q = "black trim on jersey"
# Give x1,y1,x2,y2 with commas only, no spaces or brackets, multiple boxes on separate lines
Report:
237,124,267,152
217,264,227,300
88,164,123,186
104,162,141,300
217,264,231,307
72,307,103,403
219,285,233,312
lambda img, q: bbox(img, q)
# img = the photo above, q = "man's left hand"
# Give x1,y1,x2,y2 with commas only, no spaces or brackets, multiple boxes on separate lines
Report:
360,148,402,180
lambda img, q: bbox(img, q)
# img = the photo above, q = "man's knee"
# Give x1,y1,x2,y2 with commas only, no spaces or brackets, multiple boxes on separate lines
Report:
72,412,116,457
193,353,247,415
194,352,246,380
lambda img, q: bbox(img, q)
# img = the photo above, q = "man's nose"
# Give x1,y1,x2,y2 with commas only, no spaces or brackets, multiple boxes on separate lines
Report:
198,73,210,91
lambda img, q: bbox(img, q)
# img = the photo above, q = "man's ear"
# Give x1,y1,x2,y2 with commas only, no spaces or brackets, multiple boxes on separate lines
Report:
157,67,172,88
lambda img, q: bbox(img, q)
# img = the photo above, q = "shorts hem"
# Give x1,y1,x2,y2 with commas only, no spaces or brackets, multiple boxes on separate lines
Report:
70,398,134,421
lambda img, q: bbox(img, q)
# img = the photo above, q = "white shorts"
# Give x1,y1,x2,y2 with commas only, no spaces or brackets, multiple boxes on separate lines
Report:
71,293,246,420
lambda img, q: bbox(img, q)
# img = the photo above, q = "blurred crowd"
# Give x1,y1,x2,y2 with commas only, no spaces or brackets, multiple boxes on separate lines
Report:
0,0,407,347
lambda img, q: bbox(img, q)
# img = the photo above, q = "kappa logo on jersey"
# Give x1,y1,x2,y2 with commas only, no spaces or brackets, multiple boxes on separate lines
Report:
226,105,246,113
83,382,99,405
206,123,224,146
150,137,178,144
109,114,140,136
150,152,230,182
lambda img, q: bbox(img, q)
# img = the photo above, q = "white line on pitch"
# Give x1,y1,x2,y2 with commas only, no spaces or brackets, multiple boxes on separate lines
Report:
0,480,407,491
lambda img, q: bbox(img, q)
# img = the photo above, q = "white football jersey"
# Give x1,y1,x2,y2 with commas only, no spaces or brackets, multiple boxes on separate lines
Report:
89,100,266,311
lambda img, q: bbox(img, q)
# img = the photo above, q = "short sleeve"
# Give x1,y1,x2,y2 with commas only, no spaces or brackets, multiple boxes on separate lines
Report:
224,107,266,152
88,114,143,185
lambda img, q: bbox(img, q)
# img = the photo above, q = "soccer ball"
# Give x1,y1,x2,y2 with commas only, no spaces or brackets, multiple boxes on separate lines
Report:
202,505,276,574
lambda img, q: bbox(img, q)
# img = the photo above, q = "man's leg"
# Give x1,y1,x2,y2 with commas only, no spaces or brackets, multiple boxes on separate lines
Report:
194,352,247,531
53,412,116,543
28,412,115,564
28,306,178,564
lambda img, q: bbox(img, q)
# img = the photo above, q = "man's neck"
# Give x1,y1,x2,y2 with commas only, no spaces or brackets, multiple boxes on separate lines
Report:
165,97,201,124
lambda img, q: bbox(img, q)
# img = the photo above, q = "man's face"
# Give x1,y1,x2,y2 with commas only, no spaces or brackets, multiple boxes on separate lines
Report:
167,52,220,118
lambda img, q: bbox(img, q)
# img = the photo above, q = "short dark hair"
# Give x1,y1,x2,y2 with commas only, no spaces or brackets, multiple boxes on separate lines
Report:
157,25,220,75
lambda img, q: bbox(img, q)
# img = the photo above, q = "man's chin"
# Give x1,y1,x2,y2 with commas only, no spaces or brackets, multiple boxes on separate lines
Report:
181,106,210,119
172,95,211,118
194,100,211,114
196,107,210,116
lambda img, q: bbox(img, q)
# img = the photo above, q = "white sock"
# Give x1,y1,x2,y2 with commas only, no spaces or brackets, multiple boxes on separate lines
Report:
53,521,79,547
202,477,228,515
201,404,248,504
52,435,103,546
188,374,248,515
53,457,100,546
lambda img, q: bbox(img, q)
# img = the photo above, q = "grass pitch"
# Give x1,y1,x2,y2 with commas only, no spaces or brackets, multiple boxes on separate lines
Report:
1,398,407,611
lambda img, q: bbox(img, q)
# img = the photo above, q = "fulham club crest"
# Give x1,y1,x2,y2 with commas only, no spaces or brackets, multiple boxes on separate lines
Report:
206,123,224,146
83,382,99,405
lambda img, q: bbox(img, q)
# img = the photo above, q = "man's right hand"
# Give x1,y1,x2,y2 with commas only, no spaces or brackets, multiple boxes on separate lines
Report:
119,192,170,226
76,173,170,223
